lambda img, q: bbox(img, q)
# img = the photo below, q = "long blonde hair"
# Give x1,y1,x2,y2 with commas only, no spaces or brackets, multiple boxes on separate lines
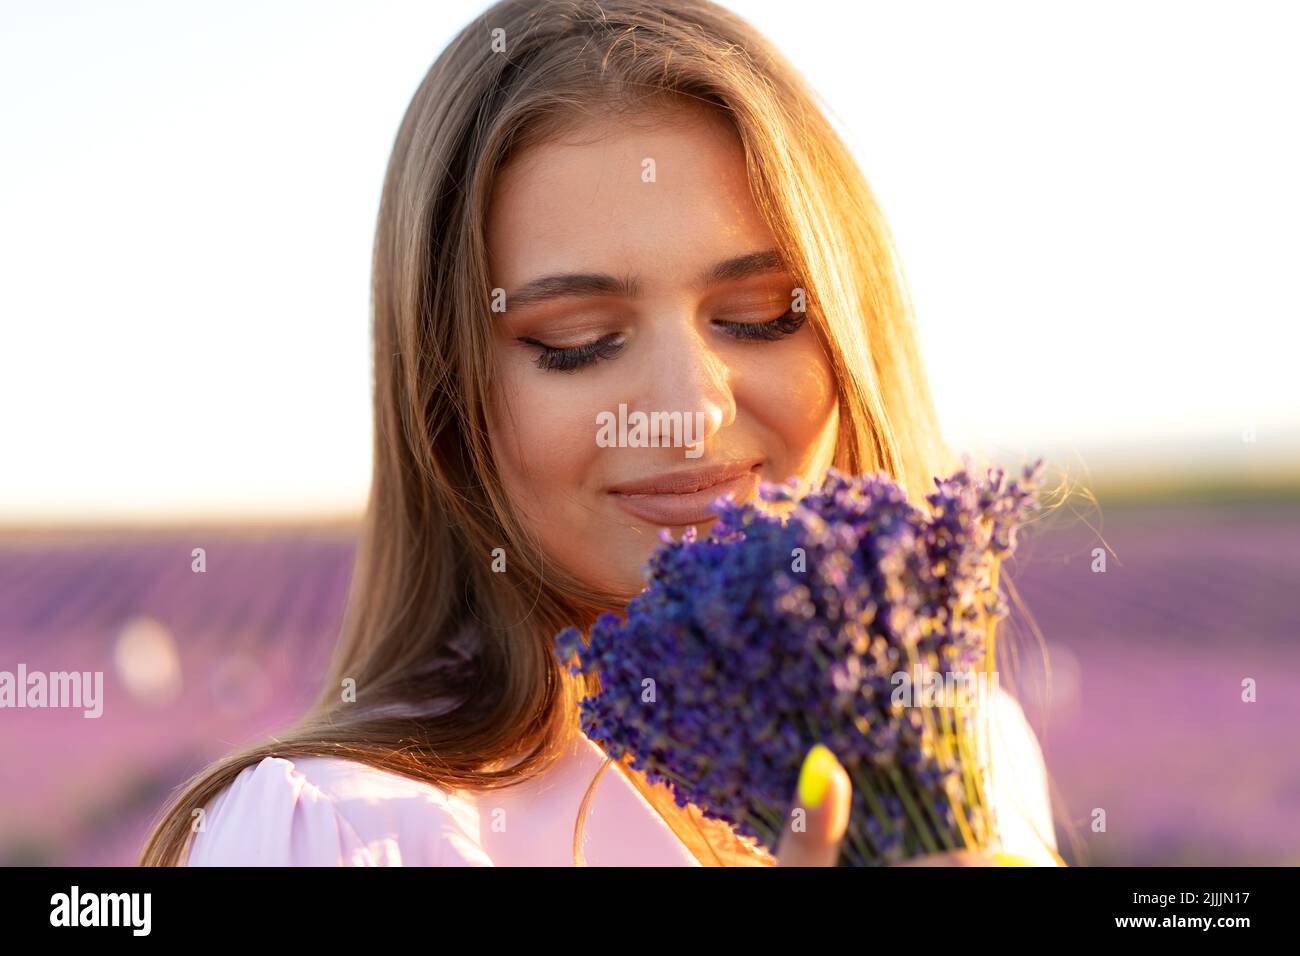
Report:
139,0,952,867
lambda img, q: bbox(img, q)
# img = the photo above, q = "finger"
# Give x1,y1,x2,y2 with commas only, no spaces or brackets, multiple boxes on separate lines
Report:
777,744,852,867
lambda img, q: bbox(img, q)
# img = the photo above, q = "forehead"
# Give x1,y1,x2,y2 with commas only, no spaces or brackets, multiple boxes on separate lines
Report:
486,105,775,290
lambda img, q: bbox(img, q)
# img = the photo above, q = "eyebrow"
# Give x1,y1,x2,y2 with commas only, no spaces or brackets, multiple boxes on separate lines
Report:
503,248,787,311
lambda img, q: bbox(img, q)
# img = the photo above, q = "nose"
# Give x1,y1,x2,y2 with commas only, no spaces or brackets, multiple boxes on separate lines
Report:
639,323,736,450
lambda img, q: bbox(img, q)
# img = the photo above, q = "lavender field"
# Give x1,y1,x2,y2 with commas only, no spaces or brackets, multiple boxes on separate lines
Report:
1005,500,1300,866
1,502,1297,866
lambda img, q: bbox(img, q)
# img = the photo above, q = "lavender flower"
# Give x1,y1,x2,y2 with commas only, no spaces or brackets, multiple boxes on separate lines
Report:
556,461,1043,865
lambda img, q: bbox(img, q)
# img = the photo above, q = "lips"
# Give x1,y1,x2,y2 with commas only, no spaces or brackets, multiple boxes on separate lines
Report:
608,459,762,527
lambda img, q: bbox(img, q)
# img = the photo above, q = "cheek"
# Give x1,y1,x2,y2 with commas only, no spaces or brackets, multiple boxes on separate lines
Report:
737,335,840,467
487,354,642,595
487,356,600,508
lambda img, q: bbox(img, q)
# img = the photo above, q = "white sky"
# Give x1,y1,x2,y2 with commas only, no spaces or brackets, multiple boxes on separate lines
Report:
2,1,1297,522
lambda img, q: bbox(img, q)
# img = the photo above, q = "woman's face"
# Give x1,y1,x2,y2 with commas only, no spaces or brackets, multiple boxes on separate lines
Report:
486,103,839,599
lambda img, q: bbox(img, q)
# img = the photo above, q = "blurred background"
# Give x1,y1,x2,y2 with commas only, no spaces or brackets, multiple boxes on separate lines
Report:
1,0,1297,865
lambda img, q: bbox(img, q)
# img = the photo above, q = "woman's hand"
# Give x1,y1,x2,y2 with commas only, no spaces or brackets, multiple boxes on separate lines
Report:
776,744,852,866
775,744,1038,867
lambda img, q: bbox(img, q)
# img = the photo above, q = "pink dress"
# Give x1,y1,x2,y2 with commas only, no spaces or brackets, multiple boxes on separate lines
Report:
184,687,1057,866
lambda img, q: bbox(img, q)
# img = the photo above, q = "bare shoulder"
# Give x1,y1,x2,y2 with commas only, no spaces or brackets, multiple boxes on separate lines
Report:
184,755,494,867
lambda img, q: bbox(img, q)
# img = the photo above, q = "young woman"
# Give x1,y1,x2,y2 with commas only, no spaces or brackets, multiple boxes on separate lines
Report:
140,0,1058,867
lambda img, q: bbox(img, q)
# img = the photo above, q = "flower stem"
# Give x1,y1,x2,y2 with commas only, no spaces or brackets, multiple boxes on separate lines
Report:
885,766,941,856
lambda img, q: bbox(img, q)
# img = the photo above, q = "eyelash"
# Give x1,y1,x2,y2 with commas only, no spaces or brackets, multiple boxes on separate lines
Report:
518,333,627,373
518,310,807,373
715,309,807,342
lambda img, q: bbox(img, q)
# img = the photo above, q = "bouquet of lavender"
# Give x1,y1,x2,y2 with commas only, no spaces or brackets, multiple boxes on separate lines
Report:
555,462,1042,865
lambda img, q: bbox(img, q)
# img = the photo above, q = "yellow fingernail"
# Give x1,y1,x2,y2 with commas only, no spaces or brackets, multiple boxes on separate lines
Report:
797,744,837,808
993,852,1036,867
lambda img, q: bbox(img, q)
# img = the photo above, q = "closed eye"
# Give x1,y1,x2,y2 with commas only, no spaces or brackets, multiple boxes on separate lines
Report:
517,332,625,373
713,309,807,341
